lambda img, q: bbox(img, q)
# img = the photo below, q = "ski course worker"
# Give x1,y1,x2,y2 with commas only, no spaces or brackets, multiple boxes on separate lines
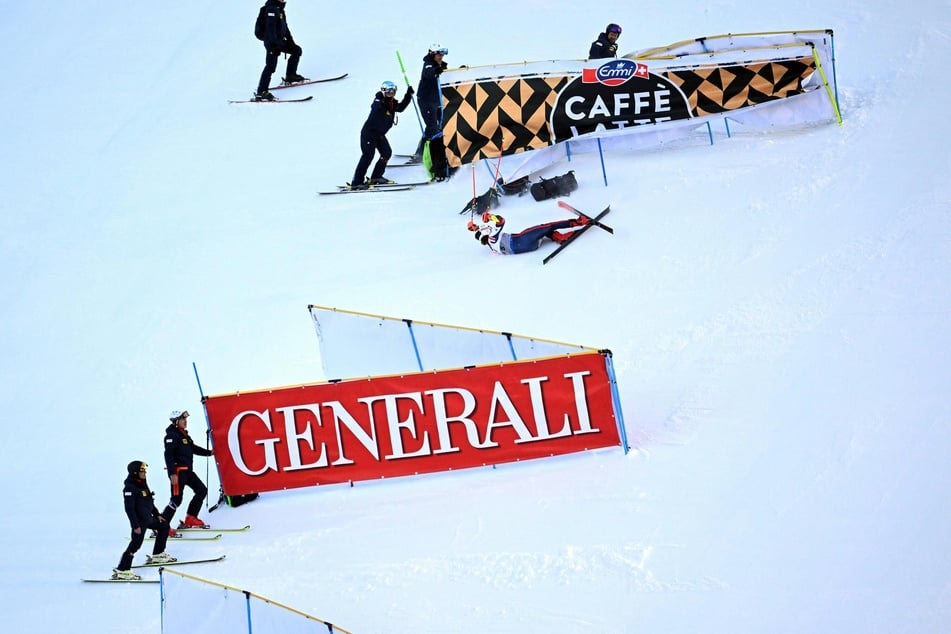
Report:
414,44,450,181
589,23,622,59
113,460,176,580
254,0,307,101
349,81,415,190
467,211,589,255
161,409,214,529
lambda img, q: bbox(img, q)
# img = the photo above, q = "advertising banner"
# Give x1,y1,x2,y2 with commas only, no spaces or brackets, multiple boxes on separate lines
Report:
438,30,838,179
443,56,815,167
205,352,621,495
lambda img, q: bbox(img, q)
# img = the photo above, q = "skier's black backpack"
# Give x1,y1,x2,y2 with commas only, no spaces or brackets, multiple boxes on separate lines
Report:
498,176,531,196
530,170,578,201
254,5,267,41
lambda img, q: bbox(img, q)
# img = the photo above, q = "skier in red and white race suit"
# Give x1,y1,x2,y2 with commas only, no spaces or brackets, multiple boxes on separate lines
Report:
468,211,589,255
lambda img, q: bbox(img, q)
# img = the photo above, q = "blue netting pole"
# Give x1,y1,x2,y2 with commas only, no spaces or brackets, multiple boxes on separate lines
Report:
602,351,629,453
597,138,608,186
245,591,253,634
404,320,425,371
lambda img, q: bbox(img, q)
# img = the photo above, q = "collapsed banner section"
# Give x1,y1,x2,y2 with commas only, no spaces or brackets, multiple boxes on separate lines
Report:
205,352,622,496
439,30,839,180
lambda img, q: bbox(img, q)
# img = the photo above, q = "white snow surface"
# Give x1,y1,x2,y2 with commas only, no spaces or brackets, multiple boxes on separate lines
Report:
1,0,950,632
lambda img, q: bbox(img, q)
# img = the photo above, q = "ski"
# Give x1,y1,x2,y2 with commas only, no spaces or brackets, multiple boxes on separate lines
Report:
270,73,348,90
82,577,159,584
318,186,414,195
390,180,433,187
388,160,423,168
228,96,313,104
147,532,222,541
176,524,250,533
557,200,615,234
542,206,612,265
131,555,226,569
335,181,430,190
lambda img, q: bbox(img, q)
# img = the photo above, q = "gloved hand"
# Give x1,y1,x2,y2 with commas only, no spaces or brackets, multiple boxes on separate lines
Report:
406,85,414,96
440,61,448,70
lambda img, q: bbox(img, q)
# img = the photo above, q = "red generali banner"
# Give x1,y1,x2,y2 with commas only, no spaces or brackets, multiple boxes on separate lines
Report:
205,352,621,495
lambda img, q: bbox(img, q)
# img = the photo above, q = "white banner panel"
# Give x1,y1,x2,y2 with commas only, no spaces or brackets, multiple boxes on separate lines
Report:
309,305,596,380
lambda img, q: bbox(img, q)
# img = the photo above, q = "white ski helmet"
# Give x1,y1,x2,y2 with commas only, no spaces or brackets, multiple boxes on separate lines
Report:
169,409,189,421
428,43,448,56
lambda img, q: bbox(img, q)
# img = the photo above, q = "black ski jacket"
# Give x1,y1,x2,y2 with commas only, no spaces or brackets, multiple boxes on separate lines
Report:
123,475,161,531
360,90,413,137
163,423,212,474
261,0,294,51
589,33,618,59
417,53,446,106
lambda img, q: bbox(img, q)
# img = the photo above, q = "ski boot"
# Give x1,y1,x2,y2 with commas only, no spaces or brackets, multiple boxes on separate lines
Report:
181,514,209,529
146,552,178,565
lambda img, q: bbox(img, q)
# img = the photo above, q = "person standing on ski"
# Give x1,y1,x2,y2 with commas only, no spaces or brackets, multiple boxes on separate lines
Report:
254,0,307,101
161,410,214,529
113,460,176,580
467,211,589,255
589,23,622,59
349,81,414,190
414,44,450,181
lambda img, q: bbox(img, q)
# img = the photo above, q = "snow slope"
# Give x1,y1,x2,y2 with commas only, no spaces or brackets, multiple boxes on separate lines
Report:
0,0,949,632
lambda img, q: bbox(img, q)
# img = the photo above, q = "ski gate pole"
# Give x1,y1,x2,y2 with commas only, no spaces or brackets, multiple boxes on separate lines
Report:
396,50,424,134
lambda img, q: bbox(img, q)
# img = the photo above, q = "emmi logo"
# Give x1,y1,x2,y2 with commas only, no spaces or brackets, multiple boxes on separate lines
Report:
581,59,650,86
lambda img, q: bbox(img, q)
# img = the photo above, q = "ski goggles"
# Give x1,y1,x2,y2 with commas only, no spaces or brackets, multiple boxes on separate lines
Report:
431,47,448,56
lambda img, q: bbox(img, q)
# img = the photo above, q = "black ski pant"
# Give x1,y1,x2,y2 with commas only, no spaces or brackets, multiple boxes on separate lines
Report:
162,468,207,522
257,42,303,93
117,516,170,570
415,101,448,177
352,131,392,185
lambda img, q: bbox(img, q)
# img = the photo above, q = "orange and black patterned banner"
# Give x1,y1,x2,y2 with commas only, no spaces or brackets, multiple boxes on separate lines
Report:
441,56,816,167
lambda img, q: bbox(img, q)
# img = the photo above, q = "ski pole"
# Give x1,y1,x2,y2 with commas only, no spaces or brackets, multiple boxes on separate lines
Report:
492,149,503,188
396,50,424,134
470,163,477,221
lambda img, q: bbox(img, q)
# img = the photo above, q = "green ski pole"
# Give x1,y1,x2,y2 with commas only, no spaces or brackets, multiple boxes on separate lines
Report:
397,50,424,133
